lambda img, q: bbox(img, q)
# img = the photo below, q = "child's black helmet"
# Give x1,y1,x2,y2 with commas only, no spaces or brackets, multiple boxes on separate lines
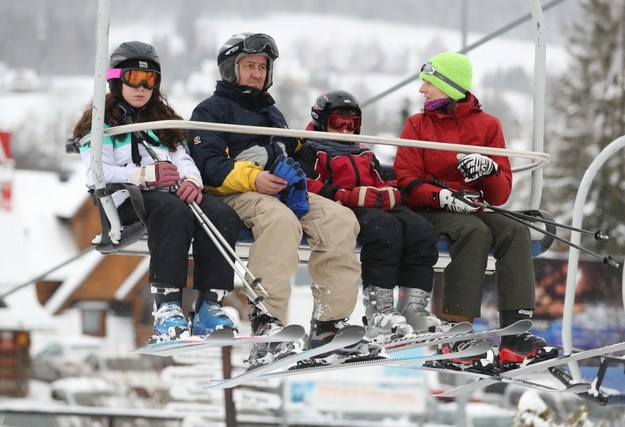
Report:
311,90,362,134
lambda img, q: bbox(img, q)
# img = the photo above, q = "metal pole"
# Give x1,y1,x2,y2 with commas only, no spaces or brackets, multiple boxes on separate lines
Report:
91,0,123,243
360,0,569,108
562,135,625,381
528,0,546,209
91,120,552,174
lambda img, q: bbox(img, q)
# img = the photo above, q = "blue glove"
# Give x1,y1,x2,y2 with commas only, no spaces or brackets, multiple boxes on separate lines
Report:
284,170,309,218
269,154,303,186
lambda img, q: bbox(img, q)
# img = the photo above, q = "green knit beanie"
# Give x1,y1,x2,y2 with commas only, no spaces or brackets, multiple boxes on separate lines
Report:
419,52,472,100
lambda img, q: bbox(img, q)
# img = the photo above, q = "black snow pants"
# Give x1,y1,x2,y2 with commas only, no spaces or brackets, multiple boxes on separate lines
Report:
118,190,241,291
353,205,439,291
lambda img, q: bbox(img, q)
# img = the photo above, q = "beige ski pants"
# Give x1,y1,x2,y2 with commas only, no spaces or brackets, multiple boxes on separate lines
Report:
226,192,361,324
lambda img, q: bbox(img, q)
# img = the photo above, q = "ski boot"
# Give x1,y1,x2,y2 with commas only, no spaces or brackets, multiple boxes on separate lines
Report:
498,309,558,370
149,301,190,344
499,332,558,370
191,299,237,337
247,307,300,368
428,339,497,374
362,285,413,342
148,285,189,344
396,287,443,333
308,318,385,365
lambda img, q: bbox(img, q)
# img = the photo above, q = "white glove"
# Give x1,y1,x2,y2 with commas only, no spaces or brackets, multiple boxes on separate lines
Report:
456,153,498,182
439,189,482,213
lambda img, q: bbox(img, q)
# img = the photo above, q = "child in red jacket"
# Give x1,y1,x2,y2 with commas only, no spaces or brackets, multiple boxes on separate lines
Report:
296,90,441,343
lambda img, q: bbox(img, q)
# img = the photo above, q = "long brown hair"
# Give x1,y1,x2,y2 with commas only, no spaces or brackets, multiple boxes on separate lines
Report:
72,88,187,149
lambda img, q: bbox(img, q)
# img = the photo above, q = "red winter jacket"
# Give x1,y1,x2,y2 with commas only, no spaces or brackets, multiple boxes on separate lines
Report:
393,93,512,210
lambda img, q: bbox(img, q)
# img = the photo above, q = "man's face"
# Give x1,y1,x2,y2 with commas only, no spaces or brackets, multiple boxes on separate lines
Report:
238,54,268,90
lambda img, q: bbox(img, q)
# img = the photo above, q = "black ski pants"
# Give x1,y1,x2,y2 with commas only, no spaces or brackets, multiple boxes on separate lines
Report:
119,190,241,291
353,206,439,291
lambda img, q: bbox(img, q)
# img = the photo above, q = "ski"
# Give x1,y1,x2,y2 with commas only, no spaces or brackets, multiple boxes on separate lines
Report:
206,325,366,390
415,364,591,394
383,319,532,354
260,339,494,380
135,324,306,357
437,340,625,397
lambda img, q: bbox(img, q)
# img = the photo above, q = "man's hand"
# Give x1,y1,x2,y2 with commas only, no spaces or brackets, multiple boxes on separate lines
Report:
255,171,288,195
269,154,303,185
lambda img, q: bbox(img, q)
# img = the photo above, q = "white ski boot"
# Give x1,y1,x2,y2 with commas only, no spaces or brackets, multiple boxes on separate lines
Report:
362,285,413,342
396,287,442,333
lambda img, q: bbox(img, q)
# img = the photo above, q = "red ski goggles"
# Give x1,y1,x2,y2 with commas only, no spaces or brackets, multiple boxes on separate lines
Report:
327,113,361,132
106,68,161,90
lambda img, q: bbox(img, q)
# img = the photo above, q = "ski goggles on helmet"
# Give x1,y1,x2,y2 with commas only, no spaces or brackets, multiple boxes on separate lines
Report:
242,34,279,59
420,62,467,95
219,33,280,64
106,68,161,89
327,113,361,132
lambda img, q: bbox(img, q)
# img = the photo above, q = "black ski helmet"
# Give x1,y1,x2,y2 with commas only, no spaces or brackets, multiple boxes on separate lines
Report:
217,33,279,91
311,90,362,134
108,41,161,95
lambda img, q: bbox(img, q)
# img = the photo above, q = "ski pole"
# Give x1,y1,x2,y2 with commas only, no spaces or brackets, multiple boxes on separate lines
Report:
134,132,270,311
481,203,619,268
482,204,609,241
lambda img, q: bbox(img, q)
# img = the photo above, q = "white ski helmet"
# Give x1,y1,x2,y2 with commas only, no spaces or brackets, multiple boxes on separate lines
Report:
217,33,279,91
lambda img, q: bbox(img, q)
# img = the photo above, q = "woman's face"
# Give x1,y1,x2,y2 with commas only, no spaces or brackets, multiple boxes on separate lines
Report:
419,80,448,101
122,84,153,108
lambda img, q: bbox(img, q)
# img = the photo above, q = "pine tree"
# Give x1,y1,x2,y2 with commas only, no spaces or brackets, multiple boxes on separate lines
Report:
544,0,625,255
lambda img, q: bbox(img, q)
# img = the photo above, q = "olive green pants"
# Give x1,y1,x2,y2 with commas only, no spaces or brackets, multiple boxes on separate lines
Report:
227,192,361,324
417,210,536,318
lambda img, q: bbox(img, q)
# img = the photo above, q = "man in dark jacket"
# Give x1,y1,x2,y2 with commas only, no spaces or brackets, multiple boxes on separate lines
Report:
188,33,364,366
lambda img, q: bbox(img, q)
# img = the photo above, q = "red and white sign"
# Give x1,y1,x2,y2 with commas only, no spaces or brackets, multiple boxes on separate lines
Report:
0,131,13,211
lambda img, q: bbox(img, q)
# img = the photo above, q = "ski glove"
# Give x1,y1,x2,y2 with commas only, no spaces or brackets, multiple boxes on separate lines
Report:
276,168,309,218
285,174,309,218
456,153,499,182
130,161,180,189
269,154,303,186
176,176,203,204
379,187,402,211
439,189,482,213
335,186,400,212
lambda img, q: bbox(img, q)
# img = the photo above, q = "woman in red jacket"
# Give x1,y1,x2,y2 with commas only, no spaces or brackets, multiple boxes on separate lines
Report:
394,52,556,371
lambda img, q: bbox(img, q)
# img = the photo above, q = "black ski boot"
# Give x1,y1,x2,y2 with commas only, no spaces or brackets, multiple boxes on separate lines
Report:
430,339,496,374
247,307,298,367
498,309,558,370
308,318,384,364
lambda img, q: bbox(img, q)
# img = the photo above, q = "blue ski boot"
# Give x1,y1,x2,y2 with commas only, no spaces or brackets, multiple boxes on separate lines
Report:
150,301,189,343
191,300,237,337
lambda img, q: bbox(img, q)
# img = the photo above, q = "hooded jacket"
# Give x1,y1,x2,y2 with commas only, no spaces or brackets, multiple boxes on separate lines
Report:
393,93,512,210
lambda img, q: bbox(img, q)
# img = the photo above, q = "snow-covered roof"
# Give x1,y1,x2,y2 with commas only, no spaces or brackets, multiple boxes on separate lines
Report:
0,161,87,289
0,161,93,326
